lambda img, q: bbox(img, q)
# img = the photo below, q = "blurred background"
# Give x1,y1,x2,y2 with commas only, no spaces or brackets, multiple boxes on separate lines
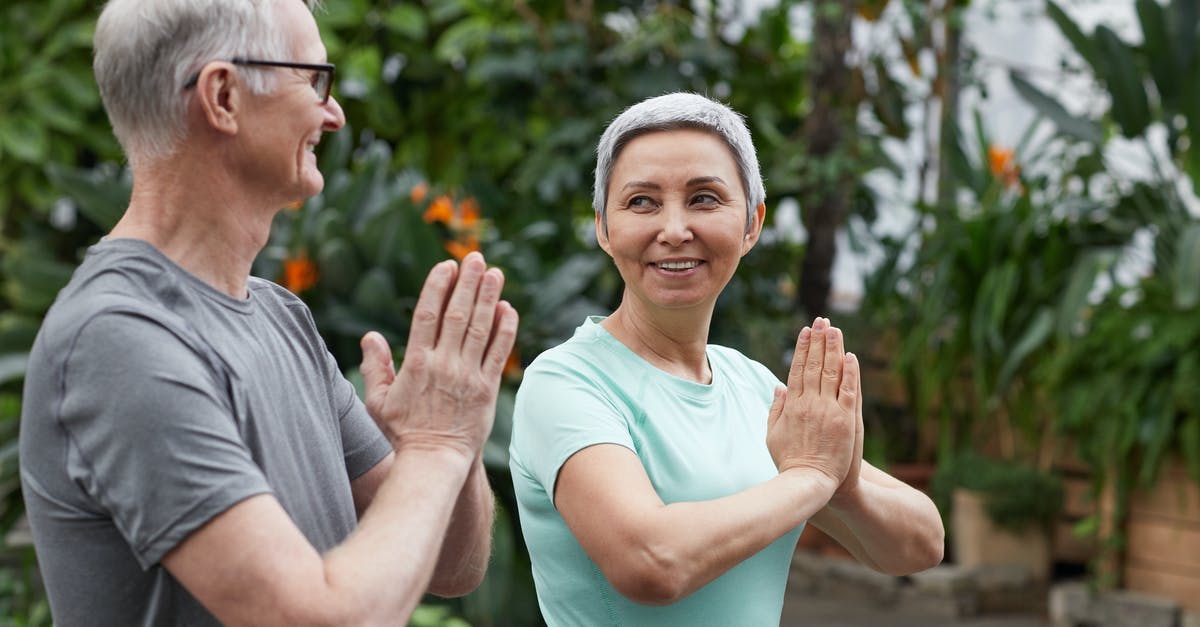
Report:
1,0,1197,625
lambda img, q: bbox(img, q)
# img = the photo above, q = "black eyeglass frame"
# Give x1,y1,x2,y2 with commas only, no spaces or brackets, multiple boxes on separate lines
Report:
183,58,335,104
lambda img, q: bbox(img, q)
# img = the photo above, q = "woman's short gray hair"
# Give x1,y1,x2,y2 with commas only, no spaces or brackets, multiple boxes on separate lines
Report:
592,92,766,232
94,0,320,165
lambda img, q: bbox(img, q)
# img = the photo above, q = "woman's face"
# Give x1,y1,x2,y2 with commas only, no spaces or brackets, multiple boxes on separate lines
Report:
598,128,765,315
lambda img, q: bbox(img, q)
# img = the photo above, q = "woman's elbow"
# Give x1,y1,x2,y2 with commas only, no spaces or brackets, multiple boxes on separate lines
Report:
605,545,690,606
886,519,946,576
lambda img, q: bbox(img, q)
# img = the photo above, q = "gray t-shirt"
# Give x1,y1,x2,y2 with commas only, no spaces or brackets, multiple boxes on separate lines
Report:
19,238,393,626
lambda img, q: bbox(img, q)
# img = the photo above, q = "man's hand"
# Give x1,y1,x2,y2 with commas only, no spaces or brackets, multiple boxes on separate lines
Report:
359,252,519,458
766,317,858,493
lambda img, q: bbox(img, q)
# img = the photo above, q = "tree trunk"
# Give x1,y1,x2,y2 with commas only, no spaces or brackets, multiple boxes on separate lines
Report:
799,0,857,319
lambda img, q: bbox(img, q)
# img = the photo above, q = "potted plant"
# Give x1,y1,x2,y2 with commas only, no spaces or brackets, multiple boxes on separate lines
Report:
931,451,1064,581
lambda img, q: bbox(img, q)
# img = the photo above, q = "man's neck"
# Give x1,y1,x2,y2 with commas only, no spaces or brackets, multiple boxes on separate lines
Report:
109,158,279,299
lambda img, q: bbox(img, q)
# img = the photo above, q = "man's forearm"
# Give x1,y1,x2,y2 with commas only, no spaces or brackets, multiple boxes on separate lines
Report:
428,458,495,596
321,445,476,622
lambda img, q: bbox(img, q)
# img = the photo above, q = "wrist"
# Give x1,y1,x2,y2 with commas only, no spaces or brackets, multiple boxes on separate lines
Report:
779,467,839,501
390,434,478,468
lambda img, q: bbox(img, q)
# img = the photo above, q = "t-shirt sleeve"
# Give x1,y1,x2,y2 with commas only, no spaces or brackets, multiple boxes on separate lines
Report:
325,350,391,481
58,312,271,569
509,359,635,507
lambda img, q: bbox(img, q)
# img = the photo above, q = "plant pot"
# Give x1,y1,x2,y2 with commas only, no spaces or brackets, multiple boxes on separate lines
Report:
1122,460,1200,613
951,488,1051,581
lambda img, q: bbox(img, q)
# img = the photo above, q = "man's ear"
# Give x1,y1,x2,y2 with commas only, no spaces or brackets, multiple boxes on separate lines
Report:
741,202,766,256
595,210,613,256
194,62,241,136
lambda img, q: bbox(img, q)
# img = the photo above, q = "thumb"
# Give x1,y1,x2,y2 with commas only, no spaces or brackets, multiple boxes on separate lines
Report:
359,331,395,407
766,385,786,429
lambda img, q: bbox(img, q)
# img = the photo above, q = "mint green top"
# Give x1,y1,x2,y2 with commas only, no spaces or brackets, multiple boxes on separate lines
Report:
509,317,804,626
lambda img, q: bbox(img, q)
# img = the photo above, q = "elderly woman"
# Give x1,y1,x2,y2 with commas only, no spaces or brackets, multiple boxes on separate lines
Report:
509,92,943,626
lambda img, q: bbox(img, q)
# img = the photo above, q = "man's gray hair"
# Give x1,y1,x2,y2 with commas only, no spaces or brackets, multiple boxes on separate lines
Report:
94,0,321,165
592,92,766,232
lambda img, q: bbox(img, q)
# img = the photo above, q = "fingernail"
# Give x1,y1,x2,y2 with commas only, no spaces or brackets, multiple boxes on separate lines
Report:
800,327,811,340
812,318,825,330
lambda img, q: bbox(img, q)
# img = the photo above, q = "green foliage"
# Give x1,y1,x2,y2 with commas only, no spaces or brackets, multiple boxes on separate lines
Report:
1043,185,1200,488
0,0,120,237
931,451,1064,534
865,111,1136,462
0,549,51,627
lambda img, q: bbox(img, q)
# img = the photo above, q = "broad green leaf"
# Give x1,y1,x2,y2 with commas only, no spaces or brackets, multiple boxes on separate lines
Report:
1136,0,1178,106
1046,0,1101,68
44,163,130,230
1057,253,1104,338
1172,222,1200,309
383,5,428,41
1095,25,1151,138
996,307,1053,394
1009,71,1103,144
0,115,49,163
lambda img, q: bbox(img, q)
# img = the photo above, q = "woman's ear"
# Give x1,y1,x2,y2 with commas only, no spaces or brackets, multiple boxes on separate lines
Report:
595,211,613,256
741,202,767,255
194,62,241,136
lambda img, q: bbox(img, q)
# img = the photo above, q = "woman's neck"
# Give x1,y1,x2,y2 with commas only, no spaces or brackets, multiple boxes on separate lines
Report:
601,297,714,384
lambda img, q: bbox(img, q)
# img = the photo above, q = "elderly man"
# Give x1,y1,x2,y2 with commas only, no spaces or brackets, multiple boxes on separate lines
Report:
18,1,518,625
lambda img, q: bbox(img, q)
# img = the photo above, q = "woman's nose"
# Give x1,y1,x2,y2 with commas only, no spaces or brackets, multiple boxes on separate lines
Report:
656,204,694,247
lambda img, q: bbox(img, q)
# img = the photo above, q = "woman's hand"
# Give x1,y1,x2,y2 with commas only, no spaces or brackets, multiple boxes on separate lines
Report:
766,317,859,495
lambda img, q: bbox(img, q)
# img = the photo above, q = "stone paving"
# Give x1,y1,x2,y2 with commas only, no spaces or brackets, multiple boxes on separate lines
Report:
780,552,1050,627
780,551,1200,627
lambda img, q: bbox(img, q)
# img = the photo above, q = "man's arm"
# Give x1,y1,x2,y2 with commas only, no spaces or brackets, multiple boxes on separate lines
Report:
351,454,495,597
164,252,518,626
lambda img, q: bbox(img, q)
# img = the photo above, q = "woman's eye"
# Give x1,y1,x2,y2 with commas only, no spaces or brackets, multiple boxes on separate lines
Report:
628,196,656,210
691,193,719,206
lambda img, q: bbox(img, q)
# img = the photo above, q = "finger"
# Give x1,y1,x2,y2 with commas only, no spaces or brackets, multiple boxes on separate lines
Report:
437,251,487,350
820,325,846,398
838,351,860,416
462,267,505,363
407,260,458,353
854,353,864,427
784,326,811,399
359,331,395,413
802,317,828,396
766,385,786,429
481,301,520,383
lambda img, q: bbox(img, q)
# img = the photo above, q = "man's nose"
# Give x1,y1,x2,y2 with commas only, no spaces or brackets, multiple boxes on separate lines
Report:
323,95,346,131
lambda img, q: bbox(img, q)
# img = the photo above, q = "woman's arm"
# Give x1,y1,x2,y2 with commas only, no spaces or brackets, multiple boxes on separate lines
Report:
809,461,945,575
554,318,858,605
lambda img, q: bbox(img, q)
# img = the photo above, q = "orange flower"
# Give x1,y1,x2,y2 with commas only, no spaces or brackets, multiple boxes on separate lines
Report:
987,145,1022,190
281,251,319,294
503,348,522,379
423,195,454,224
410,181,429,204
444,234,481,260
459,197,480,226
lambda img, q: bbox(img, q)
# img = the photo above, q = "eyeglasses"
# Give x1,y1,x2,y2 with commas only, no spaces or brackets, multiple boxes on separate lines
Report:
183,58,335,104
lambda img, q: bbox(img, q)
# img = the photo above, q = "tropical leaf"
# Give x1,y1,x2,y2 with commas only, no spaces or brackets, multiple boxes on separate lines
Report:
1045,0,1101,68
1095,25,1152,138
1009,71,1103,144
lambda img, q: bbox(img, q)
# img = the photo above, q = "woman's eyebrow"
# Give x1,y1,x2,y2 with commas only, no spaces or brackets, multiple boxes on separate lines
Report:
621,181,662,191
687,176,727,187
